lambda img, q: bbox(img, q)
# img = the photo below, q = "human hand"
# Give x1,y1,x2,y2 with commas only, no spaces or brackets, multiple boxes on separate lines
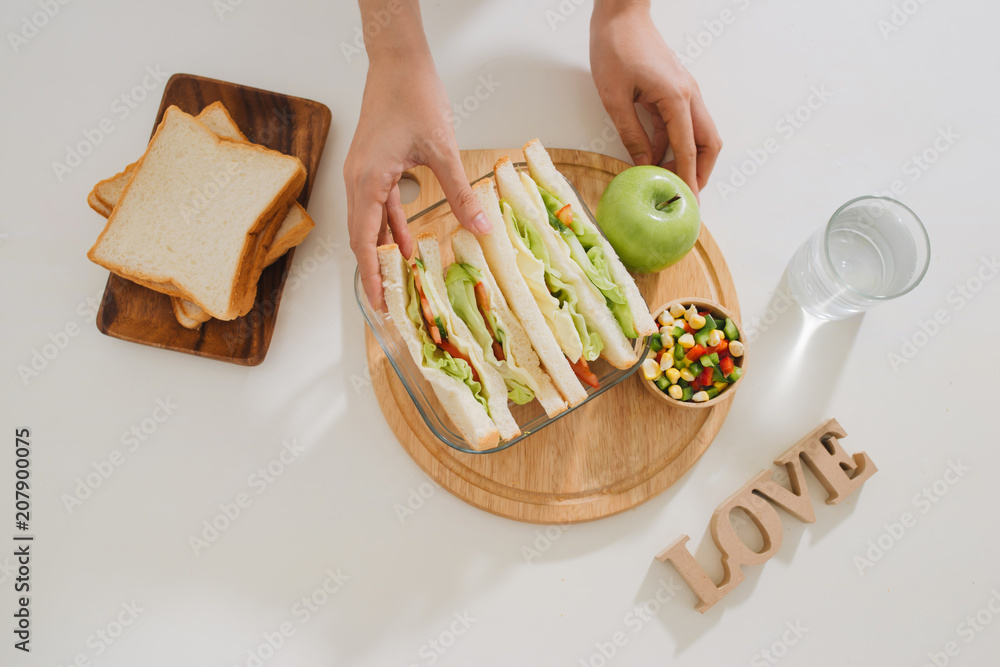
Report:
590,0,722,195
344,2,490,310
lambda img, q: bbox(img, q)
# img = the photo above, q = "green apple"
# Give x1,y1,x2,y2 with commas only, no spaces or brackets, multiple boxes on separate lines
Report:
595,166,701,273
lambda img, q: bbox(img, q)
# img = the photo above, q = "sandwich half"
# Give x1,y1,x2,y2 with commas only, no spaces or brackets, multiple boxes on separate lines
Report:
473,178,590,406
494,156,644,372
378,233,520,449
523,139,657,339
449,228,567,418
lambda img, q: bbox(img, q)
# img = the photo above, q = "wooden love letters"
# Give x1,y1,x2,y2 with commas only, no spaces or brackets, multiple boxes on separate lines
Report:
657,418,877,612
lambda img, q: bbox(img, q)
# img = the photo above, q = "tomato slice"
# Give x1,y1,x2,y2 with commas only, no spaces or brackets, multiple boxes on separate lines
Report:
440,340,479,383
556,204,575,231
491,341,505,362
568,356,599,389
412,268,442,344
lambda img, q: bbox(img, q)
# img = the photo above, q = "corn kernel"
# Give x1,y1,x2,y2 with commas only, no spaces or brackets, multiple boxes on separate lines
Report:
678,333,695,348
666,368,681,384
729,340,745,357
689,313,706,330
659,334,675,348
641,358,662,381
680,368,696,382
707,329,725,347
668,384,684,400
659,354,674,371
669,303,686,318
692,391,710,403
657,311,675,327
685,305,699,322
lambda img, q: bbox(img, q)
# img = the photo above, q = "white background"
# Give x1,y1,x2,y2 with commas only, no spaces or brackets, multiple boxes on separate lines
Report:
2,0,998,665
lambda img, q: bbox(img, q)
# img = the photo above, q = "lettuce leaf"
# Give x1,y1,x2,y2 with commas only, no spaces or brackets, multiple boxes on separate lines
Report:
536,186,638,338
405,266,490,414
444,262,537,405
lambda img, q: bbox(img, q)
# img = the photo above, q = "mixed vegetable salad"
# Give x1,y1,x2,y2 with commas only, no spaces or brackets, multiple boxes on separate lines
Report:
641,302,744,403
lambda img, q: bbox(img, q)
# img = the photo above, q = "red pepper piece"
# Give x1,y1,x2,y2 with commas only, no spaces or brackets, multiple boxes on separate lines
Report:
686,344,708,361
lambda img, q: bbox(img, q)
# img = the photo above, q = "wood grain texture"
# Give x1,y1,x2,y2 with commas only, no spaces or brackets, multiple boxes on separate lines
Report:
365,148,741,524
94,73,332,365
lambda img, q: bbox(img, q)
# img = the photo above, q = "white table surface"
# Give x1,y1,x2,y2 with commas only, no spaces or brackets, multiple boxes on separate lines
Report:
2,0,998,665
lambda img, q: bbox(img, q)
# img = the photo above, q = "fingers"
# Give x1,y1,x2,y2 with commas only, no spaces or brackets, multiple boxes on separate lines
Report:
690,93,723,192
347,172,391,311
376,205,392,247
602,92,652,165
656,95,698,196
386,183,413,258
427,147,491,235
643,102,669,167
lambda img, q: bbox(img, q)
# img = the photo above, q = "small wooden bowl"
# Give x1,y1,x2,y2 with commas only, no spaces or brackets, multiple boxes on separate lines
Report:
641,297,748,410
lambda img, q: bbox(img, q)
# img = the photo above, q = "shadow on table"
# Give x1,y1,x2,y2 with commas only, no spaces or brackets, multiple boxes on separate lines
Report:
634,270,868,652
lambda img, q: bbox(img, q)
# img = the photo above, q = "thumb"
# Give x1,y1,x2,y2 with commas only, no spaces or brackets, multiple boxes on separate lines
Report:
427,149,491,235
603,95,652,165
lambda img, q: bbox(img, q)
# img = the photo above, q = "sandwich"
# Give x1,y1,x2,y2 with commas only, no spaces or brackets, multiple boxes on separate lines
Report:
492,151,654,374
448,229,567,418
473,178,590,406
378,233,520,450
522,139,656,341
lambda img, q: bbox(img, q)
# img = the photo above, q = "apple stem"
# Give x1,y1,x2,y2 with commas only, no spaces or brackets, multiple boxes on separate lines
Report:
656,195,682,211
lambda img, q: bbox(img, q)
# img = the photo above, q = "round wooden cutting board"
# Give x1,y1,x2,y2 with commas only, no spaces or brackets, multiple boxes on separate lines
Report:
364,148,739,524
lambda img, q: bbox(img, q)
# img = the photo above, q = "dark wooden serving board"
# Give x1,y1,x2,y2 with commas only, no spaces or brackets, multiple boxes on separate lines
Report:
94,73,332,365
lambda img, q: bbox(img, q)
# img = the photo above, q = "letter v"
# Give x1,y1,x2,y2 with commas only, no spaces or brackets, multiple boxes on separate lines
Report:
752,464,817,524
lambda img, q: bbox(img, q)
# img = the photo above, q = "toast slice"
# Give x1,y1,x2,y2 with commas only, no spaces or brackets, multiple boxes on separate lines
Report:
378,243,501,450
523,139,656,337
451,228,567,418
87,101,315,329
473,178,588,406
87,106,306,320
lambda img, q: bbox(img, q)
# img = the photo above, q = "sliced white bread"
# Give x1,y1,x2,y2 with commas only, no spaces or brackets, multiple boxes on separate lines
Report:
88,101,315,328
523,139,657,337
87,105,306,320
414,233,520,442
378,243,500,451
472,178,588,407
171,297,207,329
451,228,567,418
495,157,638,369
87,190,111,217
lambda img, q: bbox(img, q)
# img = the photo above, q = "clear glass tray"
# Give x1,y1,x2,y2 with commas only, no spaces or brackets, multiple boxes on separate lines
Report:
355,164,649,454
